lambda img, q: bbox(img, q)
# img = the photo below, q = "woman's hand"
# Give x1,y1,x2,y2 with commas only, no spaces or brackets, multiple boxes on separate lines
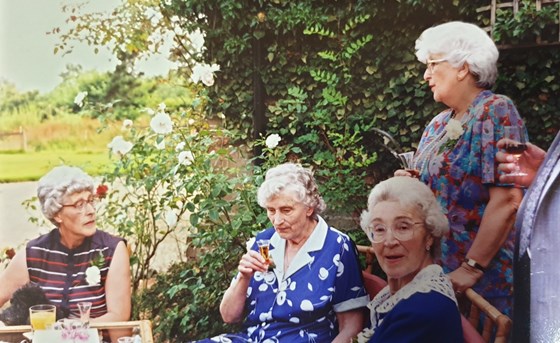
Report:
448,263,483,294
237,250,268,279
394,169,420,177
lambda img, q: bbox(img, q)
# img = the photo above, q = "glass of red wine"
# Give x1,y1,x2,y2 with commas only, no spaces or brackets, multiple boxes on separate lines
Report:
503,125,528,177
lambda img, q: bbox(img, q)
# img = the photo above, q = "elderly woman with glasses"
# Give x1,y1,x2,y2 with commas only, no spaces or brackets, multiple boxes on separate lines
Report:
0,166,131,326
395,21,525,316
357,176,462,342
194,162,369,343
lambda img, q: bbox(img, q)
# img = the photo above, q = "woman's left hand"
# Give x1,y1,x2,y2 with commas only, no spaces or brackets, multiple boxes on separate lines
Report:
448,263,483,294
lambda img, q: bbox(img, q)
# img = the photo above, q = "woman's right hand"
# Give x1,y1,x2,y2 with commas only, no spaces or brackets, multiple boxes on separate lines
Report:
237,250,268,278
394,169,420,177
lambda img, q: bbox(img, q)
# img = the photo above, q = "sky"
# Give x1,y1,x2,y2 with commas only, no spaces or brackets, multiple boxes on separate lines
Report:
0,0,175,94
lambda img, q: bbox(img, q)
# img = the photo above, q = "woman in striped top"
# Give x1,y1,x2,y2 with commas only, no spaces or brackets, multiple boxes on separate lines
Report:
0,165,131,326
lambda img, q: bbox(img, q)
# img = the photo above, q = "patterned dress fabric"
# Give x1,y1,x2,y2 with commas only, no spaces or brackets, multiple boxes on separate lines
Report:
412,90,526,315
366,265,462,342
26,229,124,318
193,216,369,343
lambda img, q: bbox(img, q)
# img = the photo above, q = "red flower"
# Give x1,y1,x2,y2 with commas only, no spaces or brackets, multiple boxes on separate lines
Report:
5,248,15,259
96,184,109,199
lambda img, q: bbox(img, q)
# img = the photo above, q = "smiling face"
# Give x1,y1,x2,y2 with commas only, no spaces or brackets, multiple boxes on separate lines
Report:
53,190,97,249
370,200,434,291
265,191,315,244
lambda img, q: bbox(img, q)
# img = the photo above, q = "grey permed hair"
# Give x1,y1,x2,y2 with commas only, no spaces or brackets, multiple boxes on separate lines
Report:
257,163,326,216
360,176,449,258
415,21,499,88
37,166,94,226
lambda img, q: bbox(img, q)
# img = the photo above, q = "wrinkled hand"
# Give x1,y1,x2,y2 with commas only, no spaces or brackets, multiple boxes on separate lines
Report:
237,250,268,279
448,264,483,294
496,139,546,187
394,169,420,177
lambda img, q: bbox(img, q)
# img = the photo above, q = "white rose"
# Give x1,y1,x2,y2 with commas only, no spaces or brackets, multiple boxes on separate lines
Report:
150,112,173,134
187,28,206,53
445,118,464,140
122,119,133,130
191,63,220,87
265,134,281,149
85,266,101,286
107,136,133,156
178,150,195,165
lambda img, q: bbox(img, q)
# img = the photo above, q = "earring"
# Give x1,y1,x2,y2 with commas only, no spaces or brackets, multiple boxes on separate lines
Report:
425,245,431,251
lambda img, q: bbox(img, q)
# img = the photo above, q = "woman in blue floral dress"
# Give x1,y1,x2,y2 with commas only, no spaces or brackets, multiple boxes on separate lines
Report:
193,163,369,342
396,22,527,316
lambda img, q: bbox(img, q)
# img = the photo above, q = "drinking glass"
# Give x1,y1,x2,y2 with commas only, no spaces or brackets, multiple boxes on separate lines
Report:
78,301,92,327
29,304,56,331
257,239,274,271
398,151,419,177
117,336,134,343
256,239,270,264
503,126,528,177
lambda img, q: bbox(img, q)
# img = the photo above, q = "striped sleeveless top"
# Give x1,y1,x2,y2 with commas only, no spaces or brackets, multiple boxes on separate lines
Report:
26,229,123,318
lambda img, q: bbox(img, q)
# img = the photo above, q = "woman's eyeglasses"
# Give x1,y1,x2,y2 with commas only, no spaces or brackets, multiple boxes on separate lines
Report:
61,196,98,213
426,58,447,73
367,220,424,243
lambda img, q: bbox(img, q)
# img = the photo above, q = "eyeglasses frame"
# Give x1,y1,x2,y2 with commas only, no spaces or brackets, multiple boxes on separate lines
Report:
61,195,99,213
426,58,448,73
367,220,425,243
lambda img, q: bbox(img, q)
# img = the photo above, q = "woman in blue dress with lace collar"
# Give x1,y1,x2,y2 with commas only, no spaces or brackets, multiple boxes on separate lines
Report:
357,177,462,342
193,163,369,343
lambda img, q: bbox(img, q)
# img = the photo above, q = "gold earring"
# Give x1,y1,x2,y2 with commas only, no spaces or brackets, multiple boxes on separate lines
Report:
426,245,431,251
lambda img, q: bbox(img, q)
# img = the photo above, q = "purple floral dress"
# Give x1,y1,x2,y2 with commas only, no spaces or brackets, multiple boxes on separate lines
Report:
412,90,527,315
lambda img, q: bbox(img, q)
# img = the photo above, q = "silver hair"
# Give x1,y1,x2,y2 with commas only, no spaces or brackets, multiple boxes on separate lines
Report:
37,166,94,226
360,176,449,258
257,162,326,216
415,21,499,88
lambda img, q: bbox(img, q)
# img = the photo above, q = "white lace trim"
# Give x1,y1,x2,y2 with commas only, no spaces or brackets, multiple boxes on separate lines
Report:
367,264,457,327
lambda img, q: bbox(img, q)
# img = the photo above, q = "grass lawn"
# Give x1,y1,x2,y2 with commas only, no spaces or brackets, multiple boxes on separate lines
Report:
0,151,113,182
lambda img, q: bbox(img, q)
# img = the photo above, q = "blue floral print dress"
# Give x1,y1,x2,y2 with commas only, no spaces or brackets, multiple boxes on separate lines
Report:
194,216,369,342
412,90,527,316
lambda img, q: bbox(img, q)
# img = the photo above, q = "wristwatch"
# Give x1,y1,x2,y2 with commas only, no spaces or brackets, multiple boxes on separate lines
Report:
464,258,485,273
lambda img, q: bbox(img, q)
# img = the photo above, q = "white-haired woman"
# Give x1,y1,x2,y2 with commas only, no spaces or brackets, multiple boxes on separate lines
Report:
358,176,462,342
395,21,525,316
0,166,131,327
194,162,369,343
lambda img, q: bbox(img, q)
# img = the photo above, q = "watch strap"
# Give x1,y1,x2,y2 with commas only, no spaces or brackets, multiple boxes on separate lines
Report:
464,258,485,272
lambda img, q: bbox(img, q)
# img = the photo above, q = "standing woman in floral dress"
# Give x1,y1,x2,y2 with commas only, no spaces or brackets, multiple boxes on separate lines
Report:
395,21,526,316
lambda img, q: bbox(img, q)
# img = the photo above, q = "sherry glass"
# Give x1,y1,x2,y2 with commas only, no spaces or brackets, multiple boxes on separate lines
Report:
503,126,528,177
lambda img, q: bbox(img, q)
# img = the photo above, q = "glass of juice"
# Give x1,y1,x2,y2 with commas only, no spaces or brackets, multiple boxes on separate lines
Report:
29,304,56,330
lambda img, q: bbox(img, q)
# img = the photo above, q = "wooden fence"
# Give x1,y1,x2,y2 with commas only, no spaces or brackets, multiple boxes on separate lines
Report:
0,127,27,151
477,0,560,48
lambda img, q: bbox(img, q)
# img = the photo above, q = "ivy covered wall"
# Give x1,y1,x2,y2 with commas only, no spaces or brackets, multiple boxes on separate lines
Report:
166,0,558,216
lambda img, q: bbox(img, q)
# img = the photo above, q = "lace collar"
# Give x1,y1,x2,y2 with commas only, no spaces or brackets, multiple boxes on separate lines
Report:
367,264,457,326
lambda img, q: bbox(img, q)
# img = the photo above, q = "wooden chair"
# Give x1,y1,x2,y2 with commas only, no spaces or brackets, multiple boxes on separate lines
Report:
463,288,512,343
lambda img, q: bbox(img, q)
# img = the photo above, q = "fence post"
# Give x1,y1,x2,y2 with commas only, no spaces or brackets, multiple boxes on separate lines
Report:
19,126,27,152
